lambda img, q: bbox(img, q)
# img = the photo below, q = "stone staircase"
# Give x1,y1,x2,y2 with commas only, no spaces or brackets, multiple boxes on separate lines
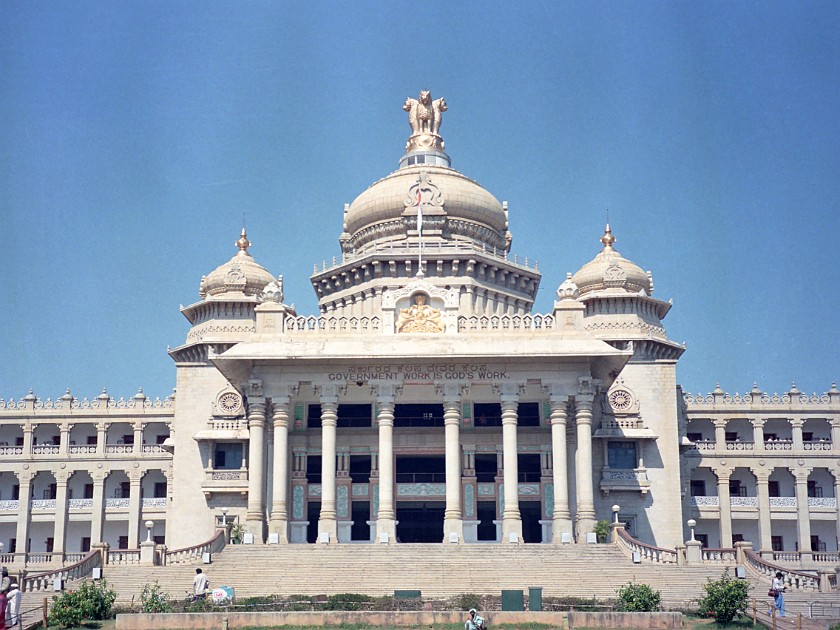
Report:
91,543,750,608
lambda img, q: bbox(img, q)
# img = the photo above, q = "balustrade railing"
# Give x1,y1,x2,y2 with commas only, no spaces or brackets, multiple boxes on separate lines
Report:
0,445,23,456
163,529,226,565
701,547,737,562
615,527,678,564
142,497,167,509
69,444,98,454
21,549,102,593
803,440,832,450
743,549,822,591
725,440,754,451
107,549,140,565
32,444,60,455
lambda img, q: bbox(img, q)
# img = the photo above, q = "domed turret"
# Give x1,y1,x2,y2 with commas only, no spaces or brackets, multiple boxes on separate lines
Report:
200,228,275,299
572,225,652,297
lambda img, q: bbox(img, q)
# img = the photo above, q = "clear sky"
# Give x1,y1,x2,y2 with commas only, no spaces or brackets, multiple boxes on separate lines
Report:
2,1,838,401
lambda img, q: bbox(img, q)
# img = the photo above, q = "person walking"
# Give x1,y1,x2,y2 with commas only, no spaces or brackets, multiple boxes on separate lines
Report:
771,571,786,617
5,583,21,630
465,608,485,630
193,568,209,599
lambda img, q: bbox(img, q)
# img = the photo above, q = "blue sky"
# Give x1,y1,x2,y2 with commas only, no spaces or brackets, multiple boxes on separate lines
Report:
2,1,838,401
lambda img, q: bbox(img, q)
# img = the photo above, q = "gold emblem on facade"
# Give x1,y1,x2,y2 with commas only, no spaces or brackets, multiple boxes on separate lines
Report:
396,294,445,333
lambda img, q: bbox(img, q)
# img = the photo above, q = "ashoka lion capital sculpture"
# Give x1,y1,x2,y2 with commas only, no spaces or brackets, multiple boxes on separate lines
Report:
403,90,447,153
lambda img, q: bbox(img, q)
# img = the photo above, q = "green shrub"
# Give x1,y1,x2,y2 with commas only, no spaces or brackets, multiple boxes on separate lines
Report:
457,593,482,612
49,579,117,627
616,581,661,612
324,593,374,610
594,520,611,543
140,581,172,614
698,570,751,623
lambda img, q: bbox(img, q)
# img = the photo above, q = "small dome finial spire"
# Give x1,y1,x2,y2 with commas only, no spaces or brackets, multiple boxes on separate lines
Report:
236,227,251,254
600,224,616,250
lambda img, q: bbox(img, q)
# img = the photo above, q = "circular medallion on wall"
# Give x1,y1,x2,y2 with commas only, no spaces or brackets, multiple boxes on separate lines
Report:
218,392,243,415
608,388,634,412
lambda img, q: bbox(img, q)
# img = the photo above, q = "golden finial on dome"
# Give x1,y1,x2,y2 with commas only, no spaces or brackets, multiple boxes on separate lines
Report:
600,224,616,250
235,227,251,254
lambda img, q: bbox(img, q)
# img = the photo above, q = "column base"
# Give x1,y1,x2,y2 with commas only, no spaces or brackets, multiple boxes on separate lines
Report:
318,517,338,543
502,516,523,543
375,518,397,544
551,517,574,544
443,517,464,544
140,541,157,566
268,518,289,543
245,518,266,544
575,516,597,541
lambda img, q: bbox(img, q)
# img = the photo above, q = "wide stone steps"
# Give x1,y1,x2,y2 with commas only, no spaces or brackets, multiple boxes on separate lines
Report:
95,543,741,607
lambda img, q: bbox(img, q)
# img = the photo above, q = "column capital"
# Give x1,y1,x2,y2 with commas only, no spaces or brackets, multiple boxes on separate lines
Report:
712,465,733,480
371,383,402,401
750,417,765,428
15,470,35,484
712,418,728,429
793,468,812,484
750,466,773,481
269,384,299,405
316,383,346,401
789,416,804,428
577,376,600,396
435,382,469,402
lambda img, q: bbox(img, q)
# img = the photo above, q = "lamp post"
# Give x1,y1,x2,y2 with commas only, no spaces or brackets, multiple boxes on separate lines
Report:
687,518,697,542
612,504,621,524
221,507,229,542
144,520,154,543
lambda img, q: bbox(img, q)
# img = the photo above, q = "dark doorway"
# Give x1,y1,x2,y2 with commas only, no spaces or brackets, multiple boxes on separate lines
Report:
396,501,445,542
394,404,444,427
396,456,445,483
475,454,498,482
306,501,321,543
351,501,370,541
477,500,497,541
521,501,542,543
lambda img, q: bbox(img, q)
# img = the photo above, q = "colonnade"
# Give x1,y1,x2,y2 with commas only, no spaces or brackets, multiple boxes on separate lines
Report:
241,381,599,544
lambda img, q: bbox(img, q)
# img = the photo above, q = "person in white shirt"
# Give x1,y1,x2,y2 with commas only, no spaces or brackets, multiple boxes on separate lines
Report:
465,608,485,630
6,582,22,629
193,568,209,599
771,571,786,617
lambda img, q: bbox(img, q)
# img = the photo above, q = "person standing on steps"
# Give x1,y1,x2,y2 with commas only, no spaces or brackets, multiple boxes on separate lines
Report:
771,571,786,617
5,582,21,630
193,568,209,599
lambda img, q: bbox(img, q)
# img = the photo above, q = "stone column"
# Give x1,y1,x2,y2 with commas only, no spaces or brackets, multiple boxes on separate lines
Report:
574,395,597,538
96,422,108,456
752,467,773,553
832,471,840,553
245,393,267,543
15,471,33,555
90,471,106,544
59,423,72,456
830,419,840,448
318,393,339,542
751,418,765,453
375,388,396,543
500,392,522,543
269,396,291,542
52,470,70,560
442,386,464,543
794,468,812,558
127,471,143,549
713,419,727,451
791,418,804,451
715,467,733,548
549,394,573,542
22,422,34,455
133,422,144,455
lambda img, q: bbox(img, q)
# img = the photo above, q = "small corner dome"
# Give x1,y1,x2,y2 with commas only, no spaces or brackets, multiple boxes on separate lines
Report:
571,225,652,297
200,229,275,299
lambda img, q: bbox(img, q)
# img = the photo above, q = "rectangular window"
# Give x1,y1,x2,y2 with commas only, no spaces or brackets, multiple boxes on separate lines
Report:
337,404,372,428
8,539,16,553
686,432,703,442
154,482,167,498
12,485,19,500
807,481,823,498
349,455,371,483
153,535,166,545
803,432,814,442
156,434,168,444
84,484,94,499
214,443,243,470
473,403,502,427
768,481,780,497
517,402,541,427
732,533,744,543
81,537,91,553
307,455,322,484
307,404,322,429
46,537,54,552
771,535,783,552
87,435,97,445
696,534,709,548
120,482,130,498
617,513,637,537
690,480,706,497
607,441,636,469
725,432,738,442
118,536,128,549
123,434,134,445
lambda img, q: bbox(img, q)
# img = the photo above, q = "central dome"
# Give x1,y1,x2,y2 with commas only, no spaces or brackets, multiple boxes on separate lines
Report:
342,164,509,255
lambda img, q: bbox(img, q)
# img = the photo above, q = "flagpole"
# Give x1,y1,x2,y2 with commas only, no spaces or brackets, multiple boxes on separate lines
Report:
416,185,424,277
